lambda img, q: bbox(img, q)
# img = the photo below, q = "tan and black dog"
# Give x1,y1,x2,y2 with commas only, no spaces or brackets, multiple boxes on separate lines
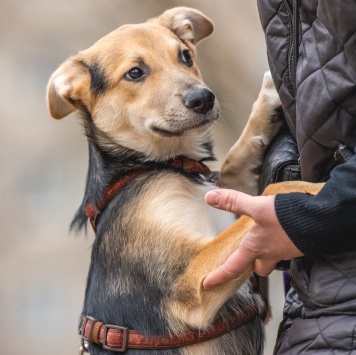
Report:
47,7,323,355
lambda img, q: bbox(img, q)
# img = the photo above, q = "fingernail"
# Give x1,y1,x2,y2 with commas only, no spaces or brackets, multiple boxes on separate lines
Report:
202,275,219,290
206,191,220,206
202,276,212,290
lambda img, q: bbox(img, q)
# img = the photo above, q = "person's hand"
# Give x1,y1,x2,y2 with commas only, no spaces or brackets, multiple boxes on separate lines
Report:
203,189,303,289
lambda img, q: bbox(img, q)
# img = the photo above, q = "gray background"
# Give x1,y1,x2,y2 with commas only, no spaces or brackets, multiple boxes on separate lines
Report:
0,1,284,354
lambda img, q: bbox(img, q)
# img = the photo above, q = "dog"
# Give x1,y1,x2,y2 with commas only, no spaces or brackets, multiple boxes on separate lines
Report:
47,7,323,354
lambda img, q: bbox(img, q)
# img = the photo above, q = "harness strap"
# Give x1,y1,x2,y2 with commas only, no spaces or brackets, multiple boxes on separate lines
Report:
79,295,266,353
85,170,143,231
85,157,213,231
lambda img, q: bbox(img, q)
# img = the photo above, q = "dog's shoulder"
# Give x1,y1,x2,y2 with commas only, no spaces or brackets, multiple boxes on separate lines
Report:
133,171,236,239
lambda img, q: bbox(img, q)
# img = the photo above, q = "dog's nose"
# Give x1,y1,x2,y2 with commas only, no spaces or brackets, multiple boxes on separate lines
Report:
184,88,215,114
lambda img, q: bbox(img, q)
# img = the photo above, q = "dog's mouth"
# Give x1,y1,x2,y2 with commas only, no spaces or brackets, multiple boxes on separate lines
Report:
151,116,217,137
151,126,182,137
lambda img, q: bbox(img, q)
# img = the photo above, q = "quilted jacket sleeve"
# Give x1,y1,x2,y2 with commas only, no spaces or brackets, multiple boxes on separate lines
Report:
275,154,356,257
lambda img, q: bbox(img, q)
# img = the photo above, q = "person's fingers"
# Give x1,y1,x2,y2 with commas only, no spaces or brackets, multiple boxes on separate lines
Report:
205,189,256,216
203,244,254,289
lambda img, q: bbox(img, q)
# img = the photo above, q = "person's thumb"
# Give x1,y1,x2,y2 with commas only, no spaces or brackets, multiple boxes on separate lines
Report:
205,189,255,216
203,243,254,289
253,259,276,277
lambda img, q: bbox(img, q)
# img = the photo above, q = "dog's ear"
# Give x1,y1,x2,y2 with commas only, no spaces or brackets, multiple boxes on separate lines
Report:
149,7,214,44
47,58,90,119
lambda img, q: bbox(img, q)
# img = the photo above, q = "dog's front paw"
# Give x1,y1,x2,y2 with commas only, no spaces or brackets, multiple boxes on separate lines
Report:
251,71,283,144
220,72,284,194
259,71,281,112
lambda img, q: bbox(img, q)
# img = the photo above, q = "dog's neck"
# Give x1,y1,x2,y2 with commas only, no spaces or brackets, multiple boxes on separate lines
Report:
71,118,216,232
85,155,213,232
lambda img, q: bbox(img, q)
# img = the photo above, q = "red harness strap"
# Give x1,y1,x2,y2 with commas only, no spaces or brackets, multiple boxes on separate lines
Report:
85,157,213,231
85,170,143,231
79,298,265,352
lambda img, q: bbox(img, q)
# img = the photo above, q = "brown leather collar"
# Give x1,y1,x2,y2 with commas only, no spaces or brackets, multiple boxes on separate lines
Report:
79,296,265,353
85,157,212,231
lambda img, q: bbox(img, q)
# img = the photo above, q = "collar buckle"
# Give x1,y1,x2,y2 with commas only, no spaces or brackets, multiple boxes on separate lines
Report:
102,324,129,352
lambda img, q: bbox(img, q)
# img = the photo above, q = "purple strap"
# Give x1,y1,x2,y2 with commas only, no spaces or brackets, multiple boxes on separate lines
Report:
282,271,292,297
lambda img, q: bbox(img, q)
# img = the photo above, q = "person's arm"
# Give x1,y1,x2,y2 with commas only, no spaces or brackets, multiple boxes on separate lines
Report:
203,154,356,289
276,154,356,257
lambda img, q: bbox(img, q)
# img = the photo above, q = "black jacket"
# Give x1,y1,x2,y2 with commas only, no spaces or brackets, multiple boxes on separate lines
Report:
257,0,356,258
257,1,356,353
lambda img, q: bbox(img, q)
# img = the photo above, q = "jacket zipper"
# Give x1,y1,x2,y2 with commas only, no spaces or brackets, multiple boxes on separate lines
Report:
292,0,300,93
284,0,300,95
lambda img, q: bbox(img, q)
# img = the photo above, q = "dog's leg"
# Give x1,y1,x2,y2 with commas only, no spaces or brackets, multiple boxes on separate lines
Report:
220,71,283,195
170,181,325,329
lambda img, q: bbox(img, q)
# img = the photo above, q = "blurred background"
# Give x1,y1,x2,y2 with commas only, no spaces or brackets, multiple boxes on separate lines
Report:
0,1,285,354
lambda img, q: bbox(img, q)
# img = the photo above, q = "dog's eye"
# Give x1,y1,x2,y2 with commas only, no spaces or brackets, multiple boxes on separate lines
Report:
124,67,144,81
181,50,193,66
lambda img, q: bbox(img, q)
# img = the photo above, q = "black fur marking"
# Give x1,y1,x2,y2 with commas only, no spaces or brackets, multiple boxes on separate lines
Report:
88,61,108,96
201,140,216,162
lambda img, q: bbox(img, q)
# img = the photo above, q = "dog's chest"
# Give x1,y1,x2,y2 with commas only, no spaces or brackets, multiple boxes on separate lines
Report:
144,179,236,240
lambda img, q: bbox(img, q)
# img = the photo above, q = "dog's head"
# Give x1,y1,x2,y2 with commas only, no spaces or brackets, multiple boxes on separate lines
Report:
47,7,218,160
